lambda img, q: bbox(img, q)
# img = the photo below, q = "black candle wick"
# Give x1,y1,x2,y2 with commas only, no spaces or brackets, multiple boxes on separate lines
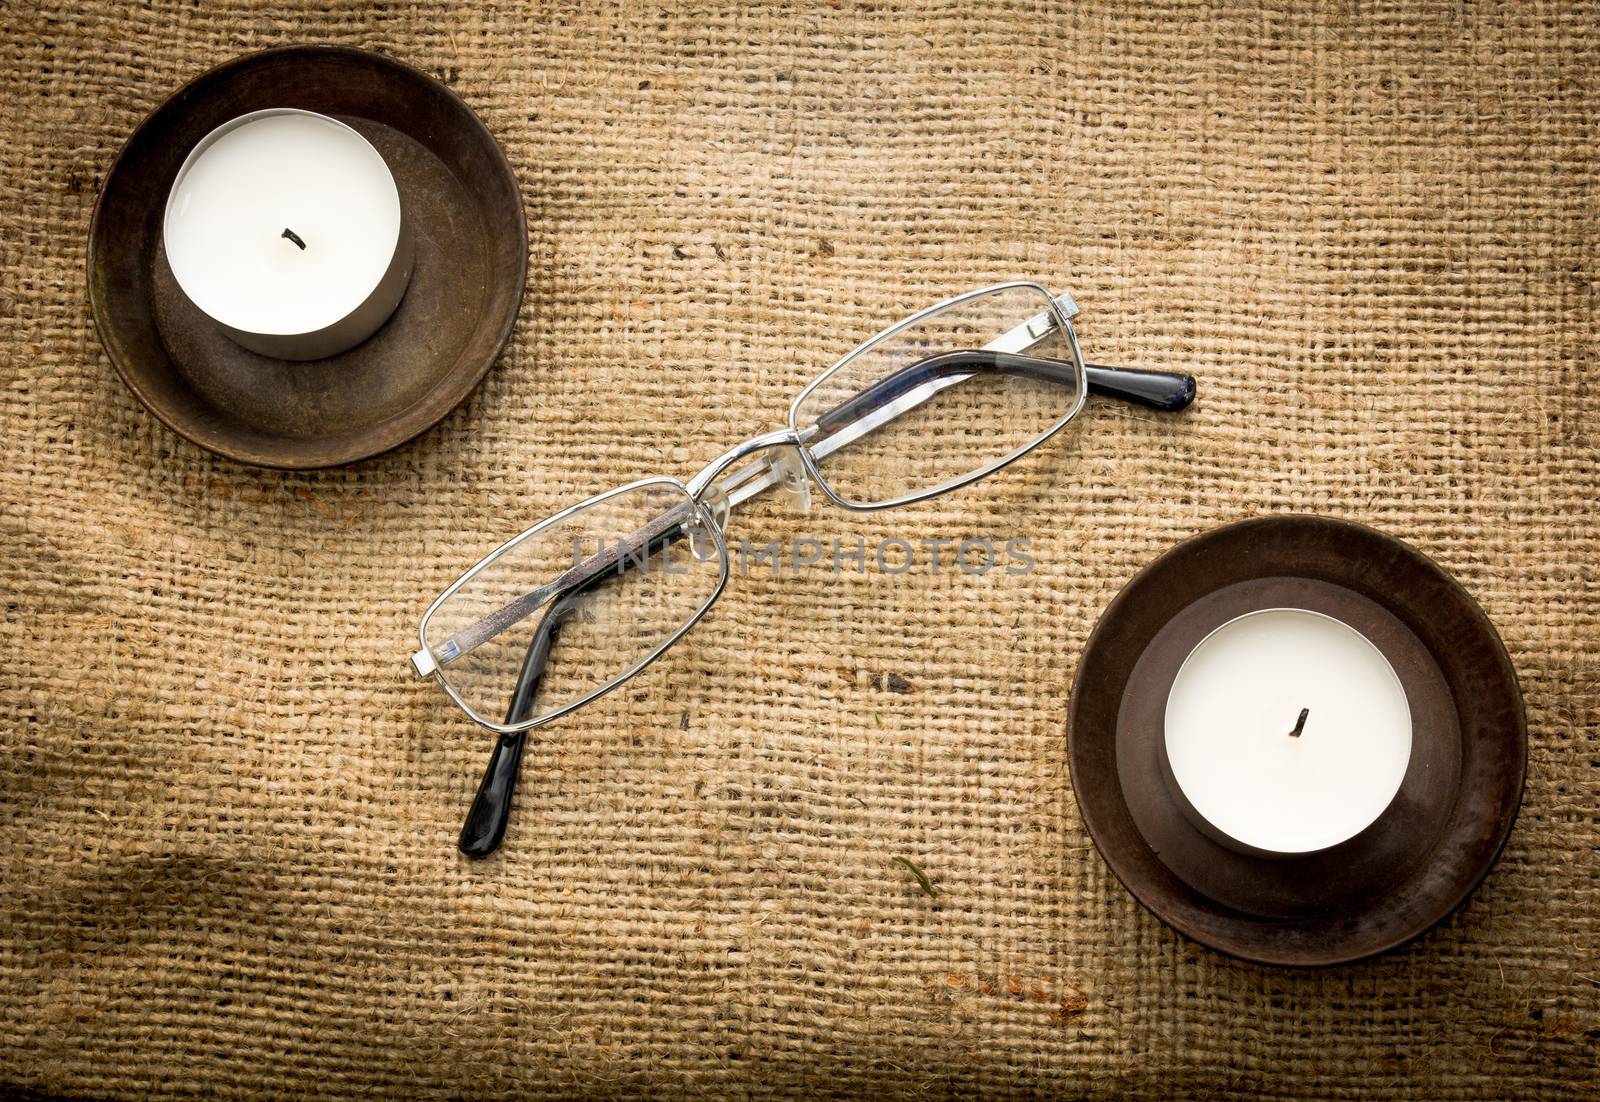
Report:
281,227,306,250
1288,707,1310,738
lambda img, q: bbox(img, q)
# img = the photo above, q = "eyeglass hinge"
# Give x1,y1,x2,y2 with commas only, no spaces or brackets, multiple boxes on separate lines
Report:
410,646,438,677
1053,291,1079,320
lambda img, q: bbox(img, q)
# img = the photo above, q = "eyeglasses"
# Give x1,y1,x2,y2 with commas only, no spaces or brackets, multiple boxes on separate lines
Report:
410,281,1194,855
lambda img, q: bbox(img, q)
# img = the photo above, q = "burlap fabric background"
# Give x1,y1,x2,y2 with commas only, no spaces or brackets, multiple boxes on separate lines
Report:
2,1,1597,1098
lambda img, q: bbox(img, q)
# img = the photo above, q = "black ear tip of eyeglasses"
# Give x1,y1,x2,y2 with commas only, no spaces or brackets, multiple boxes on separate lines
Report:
459,731,527,858
1169,372,1198,412
1084,363,1197,413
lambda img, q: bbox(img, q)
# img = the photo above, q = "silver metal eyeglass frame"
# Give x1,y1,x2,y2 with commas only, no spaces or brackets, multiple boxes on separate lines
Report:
411,280,1193,738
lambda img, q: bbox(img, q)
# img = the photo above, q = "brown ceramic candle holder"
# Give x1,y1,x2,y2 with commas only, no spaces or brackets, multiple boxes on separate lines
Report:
1068,515,1525,966
89,45,527,469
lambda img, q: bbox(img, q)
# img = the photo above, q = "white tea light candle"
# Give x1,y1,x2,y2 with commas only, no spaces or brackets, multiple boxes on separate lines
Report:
1163,608,1412,855
164,109,413,360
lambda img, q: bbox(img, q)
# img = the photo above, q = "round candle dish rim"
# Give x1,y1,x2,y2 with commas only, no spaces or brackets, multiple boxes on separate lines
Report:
1067,514,1526,967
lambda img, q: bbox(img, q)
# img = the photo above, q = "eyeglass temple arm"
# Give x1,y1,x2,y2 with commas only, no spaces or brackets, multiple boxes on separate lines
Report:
458,523,691,858
458,595,572,857
812,350,1195,437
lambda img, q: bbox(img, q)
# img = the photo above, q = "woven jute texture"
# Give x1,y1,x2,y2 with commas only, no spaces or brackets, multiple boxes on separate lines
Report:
2,1,1597,1098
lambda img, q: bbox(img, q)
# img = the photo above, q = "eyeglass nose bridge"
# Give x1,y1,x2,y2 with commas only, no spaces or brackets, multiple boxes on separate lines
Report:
684,426,803,498
681,427,811,558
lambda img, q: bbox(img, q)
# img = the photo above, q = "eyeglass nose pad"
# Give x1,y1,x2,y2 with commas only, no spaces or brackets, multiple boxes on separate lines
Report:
688,489,728,562
771,446,811,513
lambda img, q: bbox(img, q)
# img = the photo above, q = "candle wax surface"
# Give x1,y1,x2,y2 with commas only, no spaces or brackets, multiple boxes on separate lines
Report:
165,112,401,336
1163,608,1413,854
